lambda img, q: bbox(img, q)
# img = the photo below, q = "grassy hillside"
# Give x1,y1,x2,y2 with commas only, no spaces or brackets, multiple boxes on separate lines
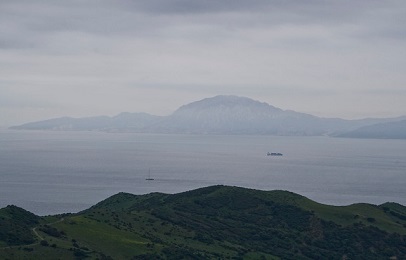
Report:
1,185,406,259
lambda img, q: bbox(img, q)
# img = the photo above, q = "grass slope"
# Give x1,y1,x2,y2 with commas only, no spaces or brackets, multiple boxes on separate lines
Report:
1,185,406,259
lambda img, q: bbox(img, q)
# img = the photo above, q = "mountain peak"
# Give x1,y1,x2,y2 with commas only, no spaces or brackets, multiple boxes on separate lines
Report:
175,95,281,112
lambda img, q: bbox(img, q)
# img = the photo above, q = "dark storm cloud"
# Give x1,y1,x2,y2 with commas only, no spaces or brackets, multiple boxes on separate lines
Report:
2,0,405,47
119,0,274,14
119,0,402,29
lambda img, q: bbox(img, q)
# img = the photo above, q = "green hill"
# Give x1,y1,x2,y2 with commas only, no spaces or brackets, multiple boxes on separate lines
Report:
0,205,42,247
1,186,406,259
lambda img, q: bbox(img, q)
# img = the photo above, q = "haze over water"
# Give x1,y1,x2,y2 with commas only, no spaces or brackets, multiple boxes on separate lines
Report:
1,130,405,216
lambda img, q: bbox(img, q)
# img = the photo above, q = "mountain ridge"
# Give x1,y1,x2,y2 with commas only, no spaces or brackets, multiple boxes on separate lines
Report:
10,95,406,138
1,185,406,259
338,119,406,139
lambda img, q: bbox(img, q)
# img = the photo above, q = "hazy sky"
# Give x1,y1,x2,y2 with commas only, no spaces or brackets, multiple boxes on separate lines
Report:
1,0,406,126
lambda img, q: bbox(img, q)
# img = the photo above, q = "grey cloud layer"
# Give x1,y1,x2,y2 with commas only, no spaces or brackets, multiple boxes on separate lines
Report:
1,0,406,125
2,0,404,43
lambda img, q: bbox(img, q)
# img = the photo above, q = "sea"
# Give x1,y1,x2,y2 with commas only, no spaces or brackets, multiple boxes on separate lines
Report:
1,129,405,216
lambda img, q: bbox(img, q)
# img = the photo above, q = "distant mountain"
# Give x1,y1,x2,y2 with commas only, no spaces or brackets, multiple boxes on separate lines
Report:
1,185,406,259
10,112,162,132
10,95,406,137
339,119,406,139
144,95,329,135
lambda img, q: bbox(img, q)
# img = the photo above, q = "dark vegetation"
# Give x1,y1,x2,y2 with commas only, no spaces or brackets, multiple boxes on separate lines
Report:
0,205,42,246
1,185,406,259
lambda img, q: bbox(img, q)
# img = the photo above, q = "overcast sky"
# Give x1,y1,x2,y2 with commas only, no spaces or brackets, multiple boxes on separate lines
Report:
1,0,406,126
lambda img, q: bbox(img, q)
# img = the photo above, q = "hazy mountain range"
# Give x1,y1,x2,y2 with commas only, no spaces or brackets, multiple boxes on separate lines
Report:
10,95,406,138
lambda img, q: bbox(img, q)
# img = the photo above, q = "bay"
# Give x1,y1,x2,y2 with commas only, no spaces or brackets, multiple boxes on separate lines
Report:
0,130,405,216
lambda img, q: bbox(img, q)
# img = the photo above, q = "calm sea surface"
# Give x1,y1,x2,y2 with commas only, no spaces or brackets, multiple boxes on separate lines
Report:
1,130,405,215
